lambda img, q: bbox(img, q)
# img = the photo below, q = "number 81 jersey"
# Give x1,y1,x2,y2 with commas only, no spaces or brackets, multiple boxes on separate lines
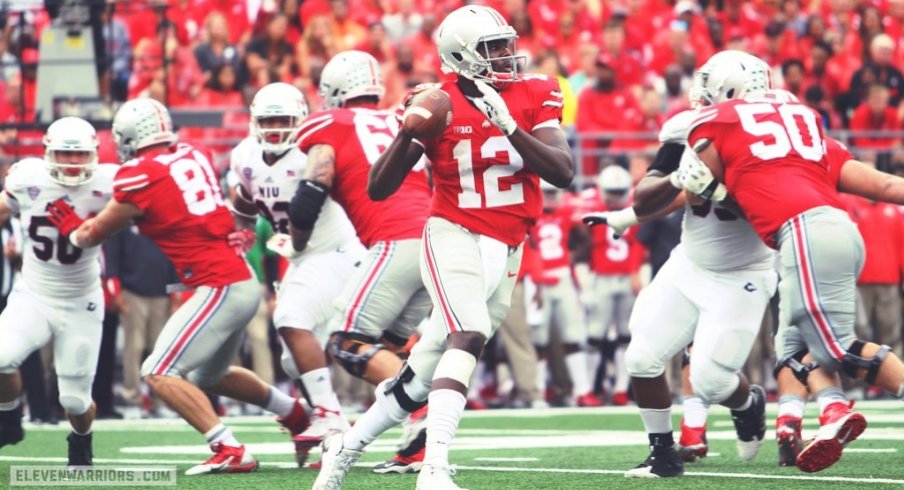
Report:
420,75,564,247
3,158,117,298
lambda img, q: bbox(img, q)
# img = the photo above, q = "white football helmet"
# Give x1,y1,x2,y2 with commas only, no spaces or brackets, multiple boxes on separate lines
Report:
597,164,632,193
691,50,774,108
43,116,99,186
112,98,178,162
319,50,386,109
436,5,525,83
250,82,308,154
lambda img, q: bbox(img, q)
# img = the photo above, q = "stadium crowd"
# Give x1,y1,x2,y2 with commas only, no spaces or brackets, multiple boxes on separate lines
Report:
0,0,902,420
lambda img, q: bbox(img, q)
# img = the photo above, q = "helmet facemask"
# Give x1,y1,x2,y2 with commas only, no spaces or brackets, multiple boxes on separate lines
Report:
472,36,525,85
253,115,301,155
46,149,98,186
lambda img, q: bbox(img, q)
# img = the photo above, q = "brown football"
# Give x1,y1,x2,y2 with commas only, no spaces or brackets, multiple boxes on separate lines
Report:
402,88,452,139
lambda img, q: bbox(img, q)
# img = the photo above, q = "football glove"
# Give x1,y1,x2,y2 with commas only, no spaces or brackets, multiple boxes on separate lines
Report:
266,233,302,259
45,198,84,238
227,229,256,254
581,207,638,239
676,153,727,201
471,80,517,136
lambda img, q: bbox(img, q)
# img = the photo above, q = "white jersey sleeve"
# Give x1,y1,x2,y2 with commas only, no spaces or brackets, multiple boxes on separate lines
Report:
658,110,697,144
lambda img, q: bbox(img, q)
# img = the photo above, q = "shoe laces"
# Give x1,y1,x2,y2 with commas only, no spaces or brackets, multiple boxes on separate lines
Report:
312,405,341,419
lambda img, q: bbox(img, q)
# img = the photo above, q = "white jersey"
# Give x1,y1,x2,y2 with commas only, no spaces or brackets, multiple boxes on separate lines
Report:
3,159,117,299
230,137,359,261
659,110,775,272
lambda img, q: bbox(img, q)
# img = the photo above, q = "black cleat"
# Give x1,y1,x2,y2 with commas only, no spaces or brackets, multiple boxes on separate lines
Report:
625,446,684,478
730,384,766,461
67,432,93,467
0,408,24,449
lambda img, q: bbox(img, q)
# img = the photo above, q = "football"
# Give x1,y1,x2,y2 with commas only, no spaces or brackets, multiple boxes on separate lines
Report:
402,88,452,139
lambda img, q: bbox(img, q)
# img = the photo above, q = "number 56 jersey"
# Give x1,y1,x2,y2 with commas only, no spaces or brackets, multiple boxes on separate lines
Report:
420,75,564,247
3,158,117,299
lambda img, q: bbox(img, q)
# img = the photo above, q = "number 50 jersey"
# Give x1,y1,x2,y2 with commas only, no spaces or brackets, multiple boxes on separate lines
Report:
3,158,117,299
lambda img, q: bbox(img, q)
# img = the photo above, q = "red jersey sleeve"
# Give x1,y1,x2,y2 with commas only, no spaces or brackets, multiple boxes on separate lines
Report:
824,137,854,188
297,109,343,153
527,75,564,130
113,161,164,211
687,105,735,151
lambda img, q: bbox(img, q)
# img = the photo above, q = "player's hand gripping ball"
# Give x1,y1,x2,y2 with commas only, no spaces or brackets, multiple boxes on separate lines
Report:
402,88,452,139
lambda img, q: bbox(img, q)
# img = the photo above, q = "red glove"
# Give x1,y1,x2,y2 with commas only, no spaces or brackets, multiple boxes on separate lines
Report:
45,198,85,237
228,229,256,254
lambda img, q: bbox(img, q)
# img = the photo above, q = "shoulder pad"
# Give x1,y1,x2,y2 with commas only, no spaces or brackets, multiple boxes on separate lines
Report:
658,110,696,144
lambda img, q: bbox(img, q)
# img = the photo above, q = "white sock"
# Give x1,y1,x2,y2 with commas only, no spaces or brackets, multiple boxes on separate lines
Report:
682,395,708,427
343,385,411,451
777,395,805,419
614,344,629,392
639,407,673,434
204,423,240,447
816,387,847,413
300,368,341,412
536,358,548,395
732,394,753,412
0,399,20,411
565,351,592,397
423,389,467,468
72,428,91,436
265,386,297,418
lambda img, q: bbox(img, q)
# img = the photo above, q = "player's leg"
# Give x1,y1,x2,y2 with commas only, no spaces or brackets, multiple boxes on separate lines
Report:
678,347,709,462
624,253,699,478
0,288,52,449
140,278,261,475
532,283,553,405
586,274,615,396
612,276,635,405
119,290,149,411
689,266,777,462
556,275,599,406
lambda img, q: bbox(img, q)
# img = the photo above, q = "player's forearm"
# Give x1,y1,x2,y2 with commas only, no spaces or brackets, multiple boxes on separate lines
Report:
508,129,573,188
72,219,106,248
633,172,681,218
368,132,423,201
289,224,312,252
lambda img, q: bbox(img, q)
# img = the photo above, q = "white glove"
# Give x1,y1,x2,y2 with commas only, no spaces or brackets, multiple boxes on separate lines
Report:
581,207,638,239
675,152,727,201
471,80,517,136
266,233,302,259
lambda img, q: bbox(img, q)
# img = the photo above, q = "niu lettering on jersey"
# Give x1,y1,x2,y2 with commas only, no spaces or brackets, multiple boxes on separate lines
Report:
113,143,250,287
296,107,431,248
417,75,564,247
688,99,852,248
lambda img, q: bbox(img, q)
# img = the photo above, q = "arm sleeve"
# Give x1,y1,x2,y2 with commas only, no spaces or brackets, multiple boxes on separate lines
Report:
113,164,159,211
647,143,685,175
297,110,339,153
825,137,854,187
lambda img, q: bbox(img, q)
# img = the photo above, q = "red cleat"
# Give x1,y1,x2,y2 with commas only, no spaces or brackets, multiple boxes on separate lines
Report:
678,420,708,462
185,443,258,475
796,401,866,473
576,392,604,407
276,400,310,437
611,391,630,406
776,415,803,467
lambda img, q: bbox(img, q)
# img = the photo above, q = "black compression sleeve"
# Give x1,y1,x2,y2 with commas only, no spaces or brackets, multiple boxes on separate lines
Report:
647,142,685,175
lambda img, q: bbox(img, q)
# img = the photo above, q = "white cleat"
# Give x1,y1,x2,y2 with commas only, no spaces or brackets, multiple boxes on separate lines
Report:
294,406,351,466
311,432,363,490
416,464,467,490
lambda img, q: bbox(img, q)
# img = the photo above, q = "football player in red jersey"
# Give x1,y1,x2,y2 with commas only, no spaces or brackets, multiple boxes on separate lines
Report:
49,99,310,476
686,52,904,473
291,50,433,474
530,182,598,407
313,5,573,490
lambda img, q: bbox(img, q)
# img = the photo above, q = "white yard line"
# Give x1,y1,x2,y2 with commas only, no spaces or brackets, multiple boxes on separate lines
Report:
473,457,540,462
845,448,898,453
2,456,902,485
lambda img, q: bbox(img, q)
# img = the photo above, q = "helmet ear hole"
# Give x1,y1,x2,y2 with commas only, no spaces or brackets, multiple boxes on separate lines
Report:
726,88,735,99
451,52,464,62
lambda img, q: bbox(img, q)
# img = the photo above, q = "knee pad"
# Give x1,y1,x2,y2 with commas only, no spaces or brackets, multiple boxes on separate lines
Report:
328,332,386,378
57,375,93,416
842,341,891,385
382,363,429,412
279,340,301,379
433,349,478,387
776,349,819,387
624,342,666,379
689,362,740,404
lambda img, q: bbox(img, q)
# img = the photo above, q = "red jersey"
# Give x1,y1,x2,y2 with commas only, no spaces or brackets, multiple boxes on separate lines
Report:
297,106,431,248
418,75,564,247
584,191,644,275
688,98,852,248
531,206,576,272
113,143,250,288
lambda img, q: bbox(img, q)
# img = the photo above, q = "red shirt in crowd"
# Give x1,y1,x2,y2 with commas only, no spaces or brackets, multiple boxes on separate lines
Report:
842,195,904,285
849,103,902,148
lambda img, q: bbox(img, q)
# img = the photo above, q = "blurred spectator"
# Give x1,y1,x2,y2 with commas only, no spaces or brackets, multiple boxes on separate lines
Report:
753,19,800,67
354,21,394,63
717,0,765,42
296,15,337,83
805,85,840,130
382,0,422,44
100,6,132,102
653,63,692,115
803,40,844,104
781,0,808,36
648,18,694,76
197,63,244,107
797,14,829,56
780,58,806,101
328,0,368,51
0,37,20,83
612,87,664,151
194,11,241,83
509,9,540,65
404,13,440,76
382,43,418,108
849,84,902,153
575,59,639,174
847,34,904,110
567,43,599,96
533,52,575,127
846,5,884,64
599,20,644,91
245,13,294,84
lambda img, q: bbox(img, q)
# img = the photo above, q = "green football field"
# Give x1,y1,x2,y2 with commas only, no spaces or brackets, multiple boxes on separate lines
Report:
2,401,904,489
